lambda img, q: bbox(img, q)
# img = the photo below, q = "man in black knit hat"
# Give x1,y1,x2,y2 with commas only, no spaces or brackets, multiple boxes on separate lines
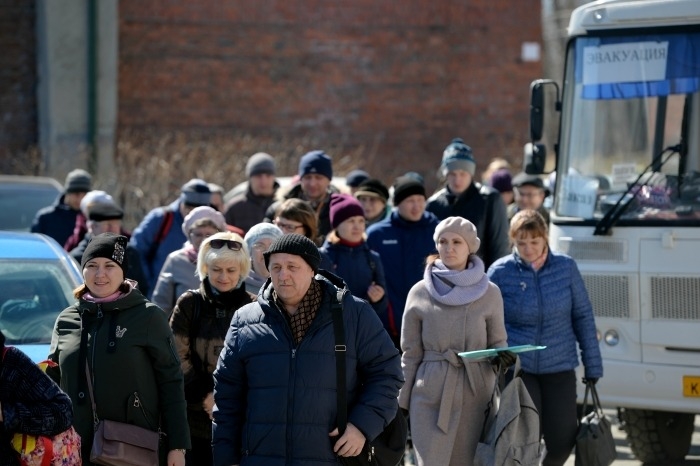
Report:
212,233,403,466
366,175,439,347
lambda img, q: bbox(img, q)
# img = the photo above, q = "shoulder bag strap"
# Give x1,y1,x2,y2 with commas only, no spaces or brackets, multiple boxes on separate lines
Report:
189,294,204,372
85,363,100,430
331,290,348,435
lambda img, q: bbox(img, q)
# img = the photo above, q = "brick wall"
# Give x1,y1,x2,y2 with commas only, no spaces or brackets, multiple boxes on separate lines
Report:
0,0,37,172
119,0,542,189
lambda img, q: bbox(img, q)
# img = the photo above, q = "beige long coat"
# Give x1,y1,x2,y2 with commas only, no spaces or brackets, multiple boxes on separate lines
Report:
398,280,507,466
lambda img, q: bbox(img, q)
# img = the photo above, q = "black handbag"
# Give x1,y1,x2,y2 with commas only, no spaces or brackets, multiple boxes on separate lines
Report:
575,381,617,466
331,293,407,466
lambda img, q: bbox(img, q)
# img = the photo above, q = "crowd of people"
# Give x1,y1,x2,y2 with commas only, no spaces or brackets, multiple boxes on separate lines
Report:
1,138,603,466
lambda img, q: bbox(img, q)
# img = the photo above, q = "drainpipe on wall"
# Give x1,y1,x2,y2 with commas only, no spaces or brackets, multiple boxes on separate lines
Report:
86,0,98,174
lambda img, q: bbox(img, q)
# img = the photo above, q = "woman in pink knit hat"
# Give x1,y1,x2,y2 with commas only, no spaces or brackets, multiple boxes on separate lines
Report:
319,193,389,325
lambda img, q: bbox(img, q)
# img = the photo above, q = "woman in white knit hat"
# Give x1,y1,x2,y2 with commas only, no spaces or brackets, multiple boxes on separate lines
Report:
242,222,284,294
398,216,514,466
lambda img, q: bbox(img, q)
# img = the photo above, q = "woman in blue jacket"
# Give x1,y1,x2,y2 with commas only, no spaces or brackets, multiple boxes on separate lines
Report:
487,209,603,466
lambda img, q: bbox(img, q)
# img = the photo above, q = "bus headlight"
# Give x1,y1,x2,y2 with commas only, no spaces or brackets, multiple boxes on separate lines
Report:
604,329,619,346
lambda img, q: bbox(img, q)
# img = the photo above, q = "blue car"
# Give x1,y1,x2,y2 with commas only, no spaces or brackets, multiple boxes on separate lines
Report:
0,232,82,362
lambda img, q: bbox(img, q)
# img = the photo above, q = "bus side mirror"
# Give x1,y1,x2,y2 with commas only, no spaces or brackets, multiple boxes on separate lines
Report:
530,81,545,142
524,142,546,175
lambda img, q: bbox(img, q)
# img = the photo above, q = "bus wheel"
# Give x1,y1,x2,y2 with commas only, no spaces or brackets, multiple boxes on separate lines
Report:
621,409,694,463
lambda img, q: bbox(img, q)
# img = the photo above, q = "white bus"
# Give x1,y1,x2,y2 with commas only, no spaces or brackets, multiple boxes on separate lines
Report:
529,0,700,462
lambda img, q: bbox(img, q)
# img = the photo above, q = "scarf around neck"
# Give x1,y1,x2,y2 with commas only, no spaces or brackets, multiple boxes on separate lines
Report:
423,256,490,306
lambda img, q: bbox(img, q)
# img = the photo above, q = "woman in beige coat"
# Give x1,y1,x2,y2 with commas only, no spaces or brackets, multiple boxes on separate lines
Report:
398,216,514,466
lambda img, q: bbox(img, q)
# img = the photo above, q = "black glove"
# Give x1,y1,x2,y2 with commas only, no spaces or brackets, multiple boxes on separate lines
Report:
491,350,517,368
582,377,598,385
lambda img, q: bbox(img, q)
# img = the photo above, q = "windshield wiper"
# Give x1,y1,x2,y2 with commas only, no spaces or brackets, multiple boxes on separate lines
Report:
594,144,681,236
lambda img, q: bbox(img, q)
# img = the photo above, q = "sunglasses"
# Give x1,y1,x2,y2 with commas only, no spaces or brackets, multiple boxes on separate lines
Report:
209,239,243,251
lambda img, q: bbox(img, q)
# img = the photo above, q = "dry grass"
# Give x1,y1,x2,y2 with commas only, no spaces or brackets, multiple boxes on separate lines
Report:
111,129,369,230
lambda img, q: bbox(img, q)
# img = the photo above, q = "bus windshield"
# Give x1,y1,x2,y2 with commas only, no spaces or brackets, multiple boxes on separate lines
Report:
555,31,700,225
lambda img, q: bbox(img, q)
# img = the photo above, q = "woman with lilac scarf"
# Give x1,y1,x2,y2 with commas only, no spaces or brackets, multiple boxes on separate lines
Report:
152,206,227,318
398,216,514,466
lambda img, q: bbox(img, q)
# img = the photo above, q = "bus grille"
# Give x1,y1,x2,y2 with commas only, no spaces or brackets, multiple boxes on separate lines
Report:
651,277,700,320
558,239,626,262
582,274,630,318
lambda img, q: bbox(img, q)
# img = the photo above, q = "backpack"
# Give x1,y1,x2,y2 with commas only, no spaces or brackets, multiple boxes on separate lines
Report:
474,363,543,466
145,208,175,264
2,348,82,466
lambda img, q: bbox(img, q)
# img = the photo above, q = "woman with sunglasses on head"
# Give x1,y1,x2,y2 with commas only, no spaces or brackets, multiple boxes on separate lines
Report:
47,233,190,466
273,198,322,245
152,206,227,318
169,231,256,466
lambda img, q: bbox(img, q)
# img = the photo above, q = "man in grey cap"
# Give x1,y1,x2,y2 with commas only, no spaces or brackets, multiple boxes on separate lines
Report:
212,233,403,466
31,168,93,246
224,152,279,234
131,178,212,293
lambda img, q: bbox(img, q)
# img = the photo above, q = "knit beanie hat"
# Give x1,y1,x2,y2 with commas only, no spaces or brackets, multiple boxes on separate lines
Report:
244,222,284,252
441,138,476,176
329,193,365,229
433,216,481,254
64,169,93,193
392,175,426,206
354,179,389,204
81,233,129,273
264,233,321,272
246,152,276,178
298,150,333,180
180,178,212,207
490,168,513,193
182,206,227,236
345,169,370,188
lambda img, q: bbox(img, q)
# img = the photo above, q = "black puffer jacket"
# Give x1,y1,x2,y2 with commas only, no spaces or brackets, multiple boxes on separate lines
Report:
169,279,255,439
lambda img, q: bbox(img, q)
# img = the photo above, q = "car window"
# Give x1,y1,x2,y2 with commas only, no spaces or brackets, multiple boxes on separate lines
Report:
0,260,77,344
0,184,60,231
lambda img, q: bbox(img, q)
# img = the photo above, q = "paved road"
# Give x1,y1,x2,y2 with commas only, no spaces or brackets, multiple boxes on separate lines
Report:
403,410,700,465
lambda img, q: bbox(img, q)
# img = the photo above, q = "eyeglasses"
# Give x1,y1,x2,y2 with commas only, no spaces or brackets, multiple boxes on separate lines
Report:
252,242,269,251
274,219,304,233
209,239,243,251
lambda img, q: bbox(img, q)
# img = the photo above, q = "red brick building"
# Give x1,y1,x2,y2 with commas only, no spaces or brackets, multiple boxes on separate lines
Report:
3,0,542,187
